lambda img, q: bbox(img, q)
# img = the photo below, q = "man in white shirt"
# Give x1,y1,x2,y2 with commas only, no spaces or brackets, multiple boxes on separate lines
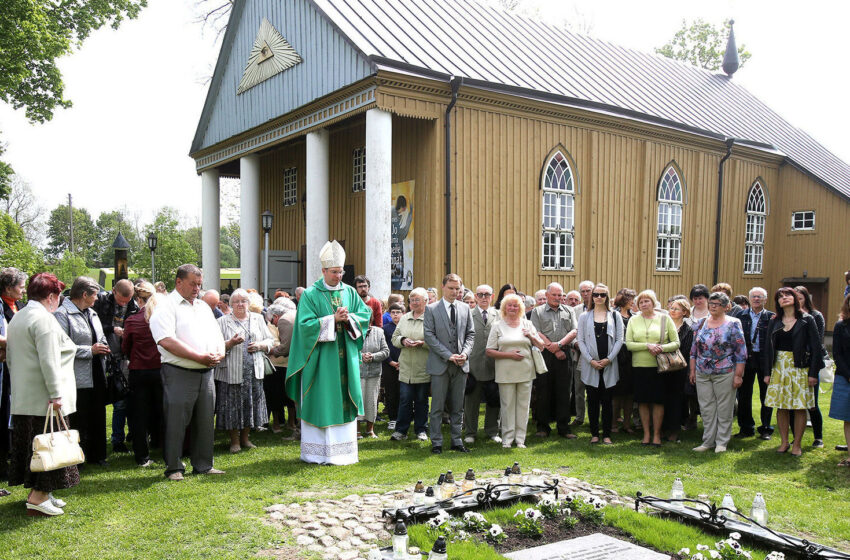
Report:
150,264,225,481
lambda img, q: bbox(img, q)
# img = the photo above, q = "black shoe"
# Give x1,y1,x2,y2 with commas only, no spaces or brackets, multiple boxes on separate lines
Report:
431,446,442,454
812,439,824,449
113,442,130,454
759,433,772,441
734,431,755,438
450,445,470,453
836,444,848,451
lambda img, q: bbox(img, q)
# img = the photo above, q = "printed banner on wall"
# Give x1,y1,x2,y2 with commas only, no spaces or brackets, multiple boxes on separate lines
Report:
391,180,414,290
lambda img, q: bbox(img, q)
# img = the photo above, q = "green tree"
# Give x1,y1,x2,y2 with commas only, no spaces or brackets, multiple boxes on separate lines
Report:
135,208,198,289
0,143,13,200
0,0,147,196
49,251,89,287
0,211,44,275
183,225,203,263
221,222,240,265
656,19,751,72
219,243,239,268
46,204,97,264
94,209,142,268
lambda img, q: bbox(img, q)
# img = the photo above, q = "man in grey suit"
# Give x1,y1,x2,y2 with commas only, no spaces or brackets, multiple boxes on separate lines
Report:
463,284,501,444
424,273,475,454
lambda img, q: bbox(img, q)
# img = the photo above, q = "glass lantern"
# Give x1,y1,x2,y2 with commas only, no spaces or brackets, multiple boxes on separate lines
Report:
670,477,685,500
428,535,448,560
443,471,457,501
413,480,425,505
721,493,736,513
750,493,768,525
509,462,522,494
424,486,436,506
392,519,408,559
461,468,476,494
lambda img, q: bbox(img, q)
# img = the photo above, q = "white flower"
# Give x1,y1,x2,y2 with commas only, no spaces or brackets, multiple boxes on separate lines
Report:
709,551,720,559
489,525,503,536
693,554,705,560
678,548,691,556
514,509,523,517
729,532,741,540
697,544,709,551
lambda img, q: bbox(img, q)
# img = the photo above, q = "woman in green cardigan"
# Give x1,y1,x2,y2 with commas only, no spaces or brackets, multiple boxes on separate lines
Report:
625,290,680,446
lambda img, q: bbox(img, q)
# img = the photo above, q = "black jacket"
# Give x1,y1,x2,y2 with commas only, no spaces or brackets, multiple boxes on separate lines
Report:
93,291,139,356
738,308,775,356
833,319,850,381
762,313,824,379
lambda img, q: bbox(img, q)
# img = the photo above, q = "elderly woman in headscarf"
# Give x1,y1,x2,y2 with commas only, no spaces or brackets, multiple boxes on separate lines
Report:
265,297,297,434
214,288,274,453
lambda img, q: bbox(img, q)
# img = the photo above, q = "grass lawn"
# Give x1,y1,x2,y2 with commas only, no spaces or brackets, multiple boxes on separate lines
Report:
1,386,848,559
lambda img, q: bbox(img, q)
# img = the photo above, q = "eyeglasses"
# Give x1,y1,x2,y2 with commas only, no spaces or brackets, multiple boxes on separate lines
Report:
592,293,607,298
476,293,492,298
707,302,723,307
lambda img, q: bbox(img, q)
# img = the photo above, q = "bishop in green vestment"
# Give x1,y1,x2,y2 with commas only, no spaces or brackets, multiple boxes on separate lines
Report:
285,241,372,464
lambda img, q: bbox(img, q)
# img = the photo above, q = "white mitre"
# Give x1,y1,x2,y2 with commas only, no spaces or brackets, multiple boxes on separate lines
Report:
319,240,346,268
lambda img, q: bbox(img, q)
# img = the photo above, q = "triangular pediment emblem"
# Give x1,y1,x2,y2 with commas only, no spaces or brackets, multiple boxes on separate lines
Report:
237,18,302,95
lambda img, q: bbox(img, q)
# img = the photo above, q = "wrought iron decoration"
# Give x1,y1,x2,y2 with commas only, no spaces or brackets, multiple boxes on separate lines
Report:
237,18,302,94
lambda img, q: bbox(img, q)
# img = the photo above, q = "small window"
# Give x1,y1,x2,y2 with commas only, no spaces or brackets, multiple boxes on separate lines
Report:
791,211,815,231
540,149,576,270
282,167,297,206
352,147,366,192
656,164,684,271
744,182,766,274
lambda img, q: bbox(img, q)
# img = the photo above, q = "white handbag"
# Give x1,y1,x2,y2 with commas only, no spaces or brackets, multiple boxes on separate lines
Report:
819,358,835,384
30,406,85,472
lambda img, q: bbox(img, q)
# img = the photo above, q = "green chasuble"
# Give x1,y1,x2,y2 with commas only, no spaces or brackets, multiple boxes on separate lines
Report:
285,279,372,427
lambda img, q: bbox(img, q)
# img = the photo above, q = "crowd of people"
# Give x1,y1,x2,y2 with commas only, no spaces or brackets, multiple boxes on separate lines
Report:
1,259,849,517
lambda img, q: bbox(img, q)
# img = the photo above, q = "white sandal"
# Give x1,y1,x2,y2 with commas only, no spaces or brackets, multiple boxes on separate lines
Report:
26,498,64,516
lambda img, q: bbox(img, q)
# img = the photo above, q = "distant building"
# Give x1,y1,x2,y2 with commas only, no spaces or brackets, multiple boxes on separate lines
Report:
191,0,850,320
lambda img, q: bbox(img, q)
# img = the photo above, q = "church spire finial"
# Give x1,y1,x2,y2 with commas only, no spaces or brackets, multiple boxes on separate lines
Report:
722,19,740,76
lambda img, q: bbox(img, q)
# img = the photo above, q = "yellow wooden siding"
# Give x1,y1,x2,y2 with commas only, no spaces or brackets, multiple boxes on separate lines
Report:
260,139,306,253
771,166,850,313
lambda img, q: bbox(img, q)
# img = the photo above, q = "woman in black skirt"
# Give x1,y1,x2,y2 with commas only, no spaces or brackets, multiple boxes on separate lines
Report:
6,273,80,516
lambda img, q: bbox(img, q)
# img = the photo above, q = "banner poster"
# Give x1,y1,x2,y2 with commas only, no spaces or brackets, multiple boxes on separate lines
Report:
391,180,414,290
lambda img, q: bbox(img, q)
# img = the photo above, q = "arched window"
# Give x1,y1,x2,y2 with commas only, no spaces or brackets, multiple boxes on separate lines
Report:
744,181,767,274
656,164,684,271
541,149,576,270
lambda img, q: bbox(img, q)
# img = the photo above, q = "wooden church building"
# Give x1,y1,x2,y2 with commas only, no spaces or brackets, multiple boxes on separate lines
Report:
191,0,850,318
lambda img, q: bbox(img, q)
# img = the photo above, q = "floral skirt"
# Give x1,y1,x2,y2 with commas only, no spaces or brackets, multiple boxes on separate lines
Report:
215,363,268,431
8,415,80,492
765,351,815,410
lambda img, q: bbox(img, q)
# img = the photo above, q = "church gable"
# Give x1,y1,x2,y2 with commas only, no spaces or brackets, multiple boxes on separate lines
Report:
191,0,374,155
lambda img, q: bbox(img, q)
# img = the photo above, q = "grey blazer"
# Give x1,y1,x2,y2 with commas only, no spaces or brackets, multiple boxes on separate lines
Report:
576,310,624,389
54,297,108,390
468,306,498,381
424,299,475,375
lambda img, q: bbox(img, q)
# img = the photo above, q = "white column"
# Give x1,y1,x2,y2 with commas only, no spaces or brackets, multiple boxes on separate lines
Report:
201,169,221,290
365,108,392,300
306,129,330,283
240,155,261,291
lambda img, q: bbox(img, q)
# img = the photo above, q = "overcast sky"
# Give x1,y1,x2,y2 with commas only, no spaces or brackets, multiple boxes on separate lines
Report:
1,0,848,226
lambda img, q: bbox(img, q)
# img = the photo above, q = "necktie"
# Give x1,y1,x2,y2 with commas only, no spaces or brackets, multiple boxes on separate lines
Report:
450,303,456,326
482,309,488,325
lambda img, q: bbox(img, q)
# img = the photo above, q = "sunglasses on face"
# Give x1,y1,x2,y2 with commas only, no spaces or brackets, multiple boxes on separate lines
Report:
592,293,607,298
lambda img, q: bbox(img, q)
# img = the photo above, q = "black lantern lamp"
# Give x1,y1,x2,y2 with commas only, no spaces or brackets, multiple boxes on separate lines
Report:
112,232,131,285
147,231,158,282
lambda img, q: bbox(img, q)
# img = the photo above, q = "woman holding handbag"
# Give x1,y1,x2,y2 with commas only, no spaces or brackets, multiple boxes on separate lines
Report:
688,292,747,454
486,294,545,449
54,276,111,467
576,284,624,445
215,289,273,453
625,290,680,446
6,273,79,516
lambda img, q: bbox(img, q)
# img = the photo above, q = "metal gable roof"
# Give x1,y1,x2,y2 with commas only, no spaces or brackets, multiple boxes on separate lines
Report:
312,0,850,199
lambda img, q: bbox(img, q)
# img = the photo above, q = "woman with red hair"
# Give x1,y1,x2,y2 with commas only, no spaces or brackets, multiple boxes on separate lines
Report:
5,273,79,516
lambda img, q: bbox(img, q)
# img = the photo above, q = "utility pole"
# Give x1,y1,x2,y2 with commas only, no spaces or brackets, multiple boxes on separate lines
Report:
68,193,74,255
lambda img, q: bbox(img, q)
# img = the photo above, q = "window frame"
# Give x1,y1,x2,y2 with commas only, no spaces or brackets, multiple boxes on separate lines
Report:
791,210,815,231
352,147,366,193
540,148,577,271
743,181,767,275
655,163,685,272
282,166,297,207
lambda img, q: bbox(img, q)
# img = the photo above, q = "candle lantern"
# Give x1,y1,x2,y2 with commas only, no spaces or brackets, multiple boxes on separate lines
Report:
529,468,542,486
436,473,445,500
509,462,522,494
392,519,409,559
721,493,736,513
443,471,457,502
112,232,131,284
502,467,511,486
413,480,425,505
750,493,768,525
424,486,436,506
670,477,685,500
462,468,476,493
428,535,448,560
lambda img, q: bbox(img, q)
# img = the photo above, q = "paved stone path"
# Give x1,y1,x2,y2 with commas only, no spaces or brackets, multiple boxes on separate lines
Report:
263,470,631,560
